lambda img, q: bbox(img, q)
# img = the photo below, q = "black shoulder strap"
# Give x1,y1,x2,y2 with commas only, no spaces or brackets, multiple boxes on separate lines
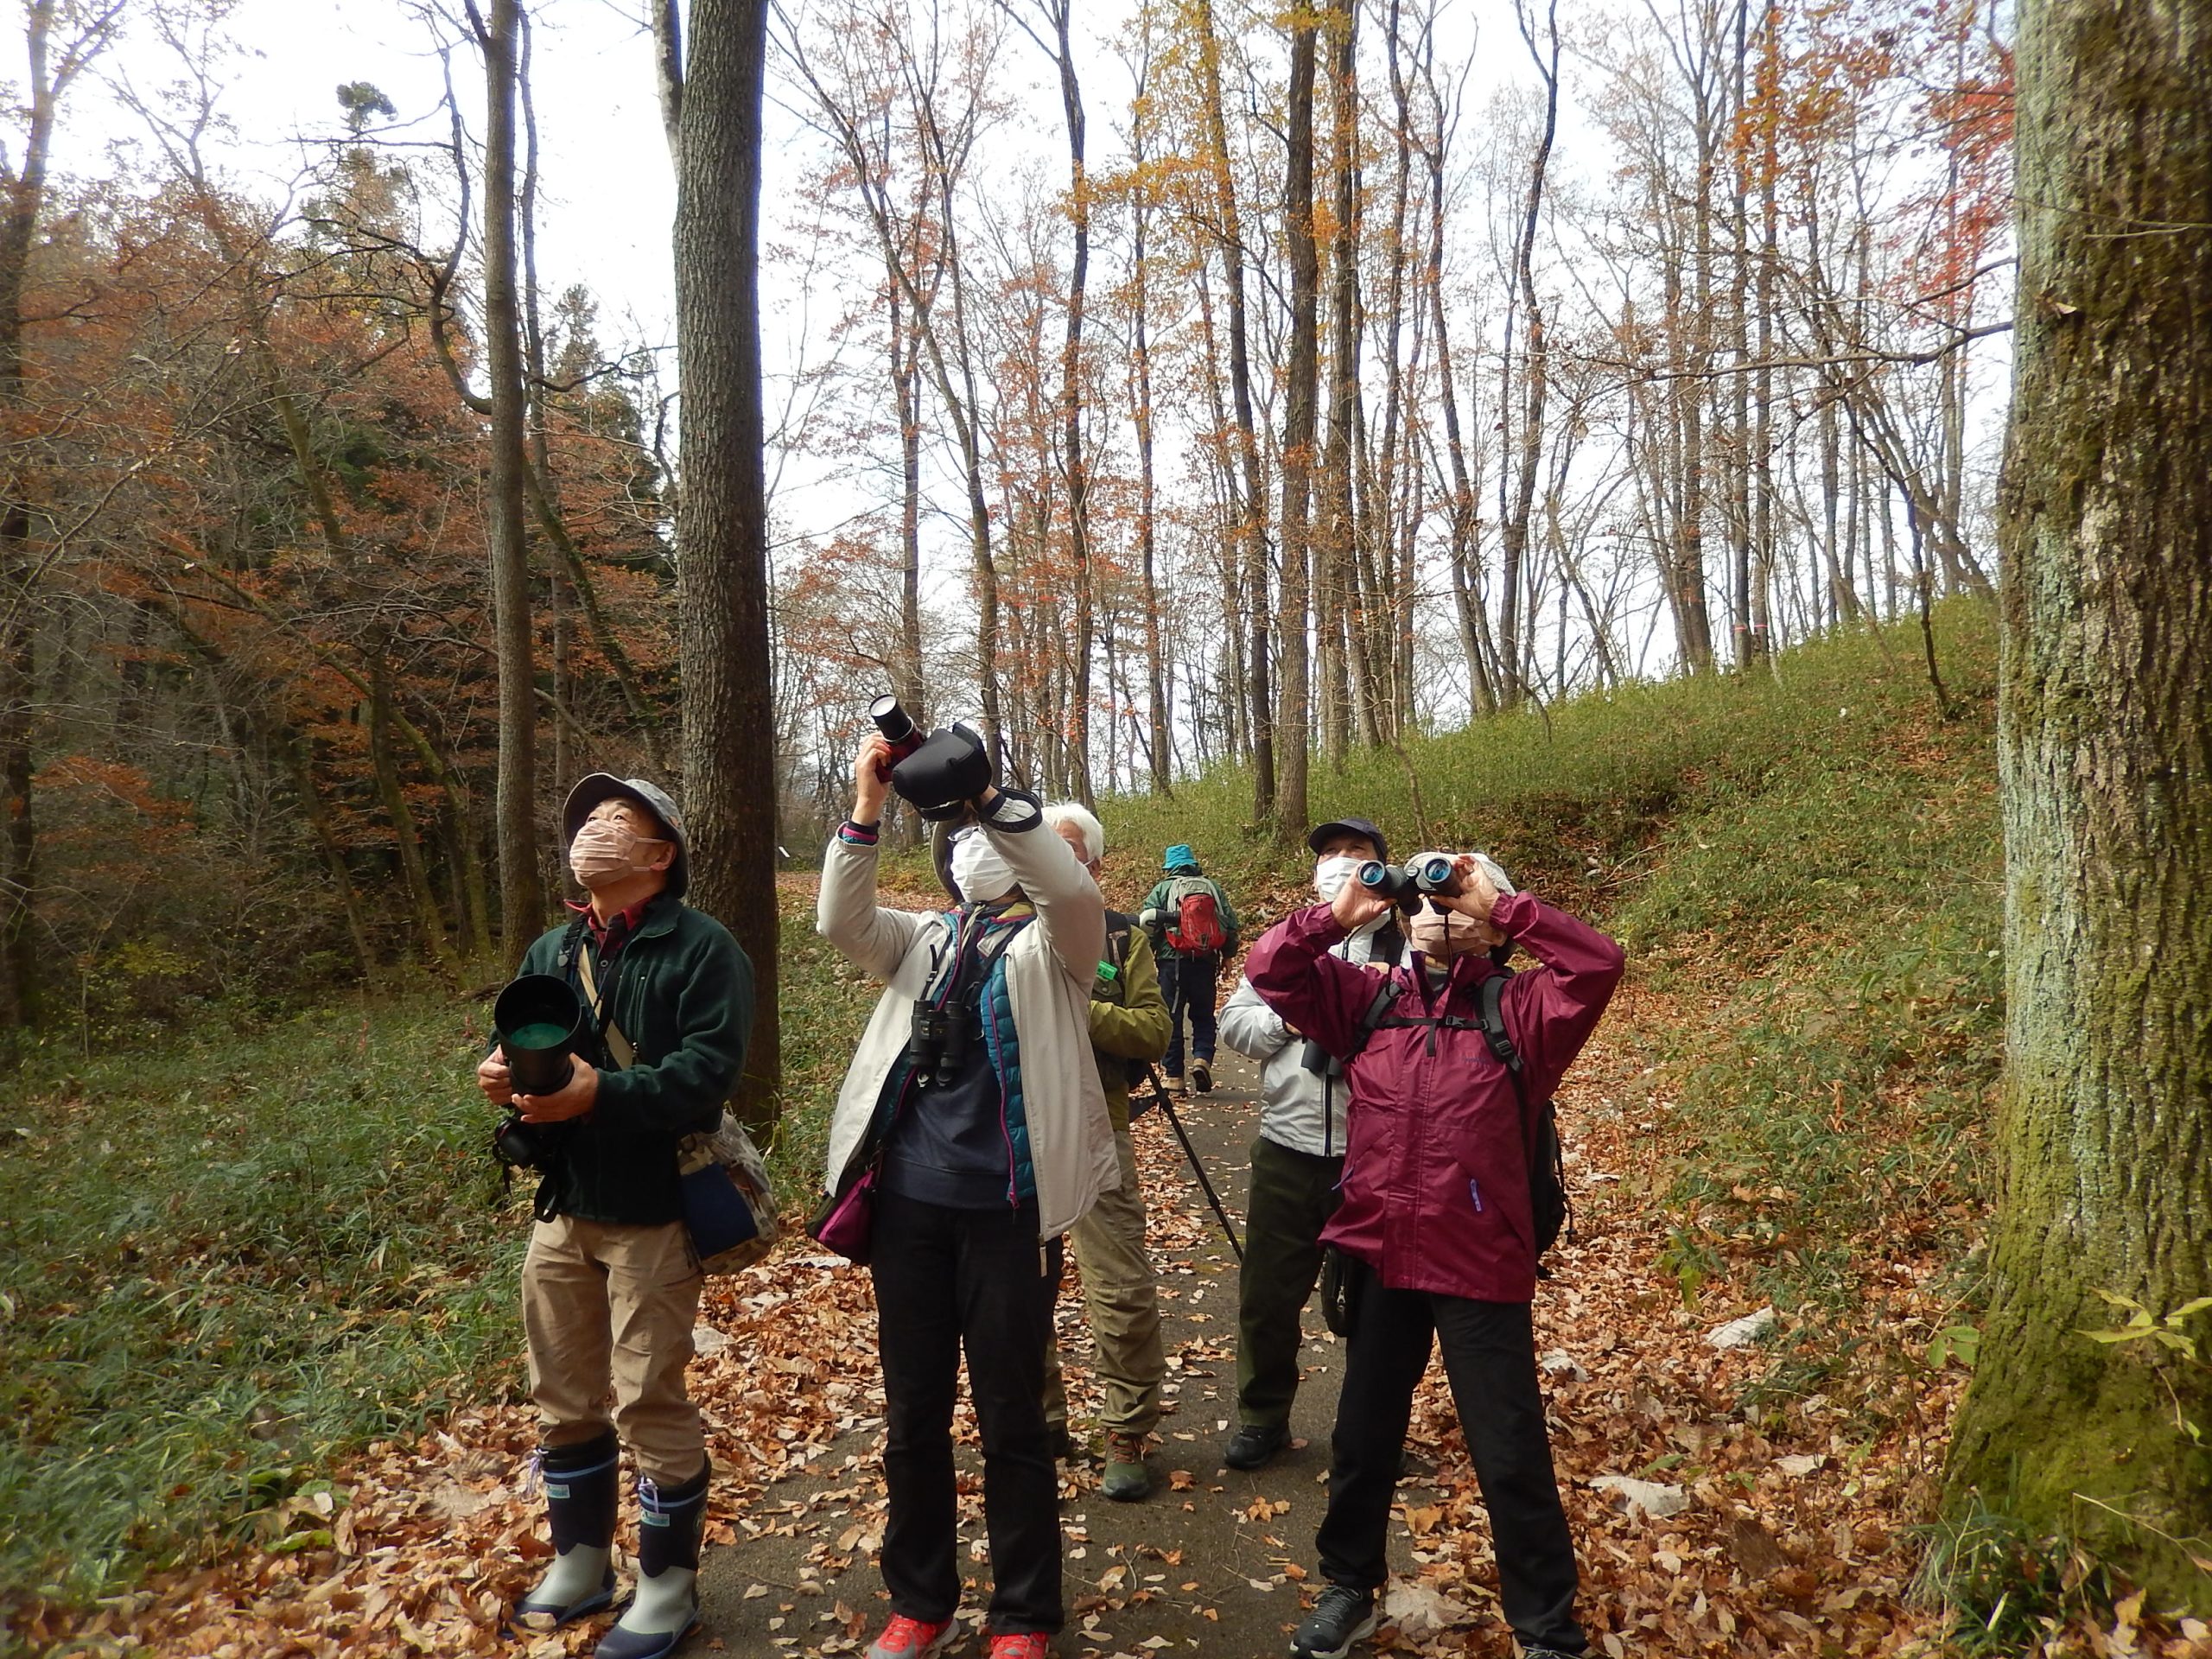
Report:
1474,969,1521,1074
1370,919,1407,967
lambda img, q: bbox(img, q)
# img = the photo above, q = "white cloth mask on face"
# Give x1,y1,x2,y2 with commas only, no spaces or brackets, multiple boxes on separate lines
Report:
569,819,665,889
950,832,1018,905
1313,854,1365,903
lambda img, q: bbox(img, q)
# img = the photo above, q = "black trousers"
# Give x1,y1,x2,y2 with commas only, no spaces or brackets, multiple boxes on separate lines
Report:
1158,952,1219,1076
871,1191,1065,1634
1235,1135,1344,1429
1315,1263,1586,1655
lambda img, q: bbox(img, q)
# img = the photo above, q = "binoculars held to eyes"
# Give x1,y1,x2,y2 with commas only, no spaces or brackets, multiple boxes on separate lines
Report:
1356,855,1464,906
873,696,993,821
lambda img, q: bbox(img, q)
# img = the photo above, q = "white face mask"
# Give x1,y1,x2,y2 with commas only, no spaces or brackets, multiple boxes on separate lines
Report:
950,831,1017,905
1313,854,1365,903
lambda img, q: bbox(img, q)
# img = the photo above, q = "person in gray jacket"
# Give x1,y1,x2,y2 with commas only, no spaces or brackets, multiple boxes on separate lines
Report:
1214,817,1406,1471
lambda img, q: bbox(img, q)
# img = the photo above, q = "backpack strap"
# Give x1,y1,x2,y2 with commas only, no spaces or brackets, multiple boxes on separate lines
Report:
1369,918,1407,967
1474,969,1521,1076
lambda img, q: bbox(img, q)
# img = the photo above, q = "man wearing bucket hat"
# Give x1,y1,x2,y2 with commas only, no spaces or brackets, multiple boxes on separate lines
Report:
474,773,753,1659
1137,844,1239,1095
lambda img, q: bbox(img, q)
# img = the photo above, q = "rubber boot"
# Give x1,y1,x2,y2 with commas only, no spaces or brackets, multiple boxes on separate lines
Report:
512,1430,620,1630
595,1459,709,1659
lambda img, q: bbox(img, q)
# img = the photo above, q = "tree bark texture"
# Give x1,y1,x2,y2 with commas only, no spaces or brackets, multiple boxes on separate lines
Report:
673,0,781,1125
1276,6,1319,839
480,0,546,964
1947,0,2212,1611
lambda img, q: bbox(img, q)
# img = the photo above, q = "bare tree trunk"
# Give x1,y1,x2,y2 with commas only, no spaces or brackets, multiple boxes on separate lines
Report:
471,0,545,965
1192,0,1273,817
1948,0,2212,1609
671,0,780,1127
1040,0,1094,804
1497,0,1559,708
0,2,118,1026
1276,3,1320,838
1127,48,1173,797
1317,0,1360,766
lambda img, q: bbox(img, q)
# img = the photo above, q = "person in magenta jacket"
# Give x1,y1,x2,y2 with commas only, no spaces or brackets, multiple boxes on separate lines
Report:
1245,850,1624,1659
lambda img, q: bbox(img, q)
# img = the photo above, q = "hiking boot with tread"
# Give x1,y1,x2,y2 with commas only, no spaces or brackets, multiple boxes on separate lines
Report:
1191,1058,1213,1093
1103,1432,1150,1502
1224,1421,1288,1470
866,1614,957,1658
1289,1584,1377,1659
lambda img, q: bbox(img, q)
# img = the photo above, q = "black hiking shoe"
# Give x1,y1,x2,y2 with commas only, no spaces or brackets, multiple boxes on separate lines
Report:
1224,1421,1288,1470
1289,1585,1376,1659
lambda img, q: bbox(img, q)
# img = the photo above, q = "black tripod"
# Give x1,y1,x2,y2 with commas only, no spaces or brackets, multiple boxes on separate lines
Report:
1135,1064,1244,1262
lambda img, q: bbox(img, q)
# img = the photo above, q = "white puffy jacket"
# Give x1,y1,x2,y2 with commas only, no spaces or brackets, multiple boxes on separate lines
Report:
817,789,1119,1239
1217,918,1406,1159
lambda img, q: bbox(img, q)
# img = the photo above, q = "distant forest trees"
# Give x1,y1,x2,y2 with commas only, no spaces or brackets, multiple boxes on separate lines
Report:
0,0,2009,1036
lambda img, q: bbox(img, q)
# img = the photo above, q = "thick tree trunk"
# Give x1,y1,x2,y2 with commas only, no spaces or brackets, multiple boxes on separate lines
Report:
1276,6,1319,839
1947,0,2212,1611
1317,0,1359,766
1192,0,1272,817
671,0,781,1128
1045,0,1094,806
479,0,545,964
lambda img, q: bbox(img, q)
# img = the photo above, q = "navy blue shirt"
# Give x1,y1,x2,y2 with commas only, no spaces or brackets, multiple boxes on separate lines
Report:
880,915,1019,1209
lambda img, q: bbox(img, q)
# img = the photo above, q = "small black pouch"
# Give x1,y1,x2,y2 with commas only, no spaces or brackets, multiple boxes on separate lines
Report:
1319,1245,1364,1338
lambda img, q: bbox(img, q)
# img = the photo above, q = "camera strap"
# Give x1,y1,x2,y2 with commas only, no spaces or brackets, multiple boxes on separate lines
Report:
573,939,635,1070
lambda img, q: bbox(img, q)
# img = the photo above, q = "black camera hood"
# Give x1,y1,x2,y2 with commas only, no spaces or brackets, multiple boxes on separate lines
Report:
891,721,991,820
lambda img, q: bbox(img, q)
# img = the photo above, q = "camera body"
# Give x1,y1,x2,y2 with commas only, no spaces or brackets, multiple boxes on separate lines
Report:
873,692,992,821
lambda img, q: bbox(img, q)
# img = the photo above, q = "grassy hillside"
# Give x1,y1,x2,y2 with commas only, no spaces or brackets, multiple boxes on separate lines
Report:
1095,600,2002,1416
2,603,2001,1618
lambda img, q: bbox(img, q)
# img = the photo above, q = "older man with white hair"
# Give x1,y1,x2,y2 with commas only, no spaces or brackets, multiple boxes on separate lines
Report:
1038,801,1173,1502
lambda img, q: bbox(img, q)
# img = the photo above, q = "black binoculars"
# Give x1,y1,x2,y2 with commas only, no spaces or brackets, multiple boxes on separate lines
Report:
492,972,587,1170
874,696,992,821
907,997,976,1088
1355,855,1463,906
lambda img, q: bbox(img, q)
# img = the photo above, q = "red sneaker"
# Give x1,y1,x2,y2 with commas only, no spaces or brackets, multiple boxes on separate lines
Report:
867,1614,956,1658
986,1634,1051,1659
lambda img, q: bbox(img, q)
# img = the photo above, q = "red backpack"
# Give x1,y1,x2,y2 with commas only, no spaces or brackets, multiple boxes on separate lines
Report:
1164,875,1228,954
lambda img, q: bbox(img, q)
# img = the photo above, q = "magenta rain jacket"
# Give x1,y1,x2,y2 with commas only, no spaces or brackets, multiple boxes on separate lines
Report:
1244,891,1625,1304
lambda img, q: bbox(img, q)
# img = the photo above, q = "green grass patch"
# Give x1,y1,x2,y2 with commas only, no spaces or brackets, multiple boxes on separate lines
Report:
0,998,525,1605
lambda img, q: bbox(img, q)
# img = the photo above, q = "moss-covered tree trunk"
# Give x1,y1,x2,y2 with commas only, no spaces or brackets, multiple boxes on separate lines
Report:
1946,0,2212,1612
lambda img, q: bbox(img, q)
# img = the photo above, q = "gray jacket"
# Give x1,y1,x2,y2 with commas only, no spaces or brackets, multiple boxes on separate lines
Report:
1217,917,1405,1159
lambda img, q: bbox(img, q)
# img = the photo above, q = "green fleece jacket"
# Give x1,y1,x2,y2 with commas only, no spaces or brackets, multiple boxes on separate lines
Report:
1090,911,1172,1129
513,893,754,1225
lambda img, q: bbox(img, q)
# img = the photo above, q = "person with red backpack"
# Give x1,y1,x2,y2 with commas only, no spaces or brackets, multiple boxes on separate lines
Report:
1247,851,1623,1659
1137,844,1240,1094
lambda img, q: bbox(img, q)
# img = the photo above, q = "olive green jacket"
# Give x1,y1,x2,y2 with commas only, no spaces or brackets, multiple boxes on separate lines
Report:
1089,911,1172,1130
514,893,754,1225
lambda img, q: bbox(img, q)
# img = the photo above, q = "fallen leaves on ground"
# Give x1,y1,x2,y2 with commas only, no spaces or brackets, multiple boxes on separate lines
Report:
37,979,2212,1658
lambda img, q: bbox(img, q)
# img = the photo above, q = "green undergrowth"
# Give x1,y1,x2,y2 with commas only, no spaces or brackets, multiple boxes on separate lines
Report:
1104,601,2004,1425
4,604,2004,1620
0,1000,524,1610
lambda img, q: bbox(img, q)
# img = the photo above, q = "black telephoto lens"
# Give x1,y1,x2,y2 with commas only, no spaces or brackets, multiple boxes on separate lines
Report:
870,696,918,747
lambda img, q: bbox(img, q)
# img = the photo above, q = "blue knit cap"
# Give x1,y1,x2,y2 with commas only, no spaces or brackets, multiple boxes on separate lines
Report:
1162,842,1200,873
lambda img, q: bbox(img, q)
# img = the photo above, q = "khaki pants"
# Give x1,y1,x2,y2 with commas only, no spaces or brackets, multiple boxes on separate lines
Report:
1043,1125,1166,1437
522,1215,705,1484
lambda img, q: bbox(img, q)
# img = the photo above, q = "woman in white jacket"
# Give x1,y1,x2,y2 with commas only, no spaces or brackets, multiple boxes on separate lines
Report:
817,733,1118,1659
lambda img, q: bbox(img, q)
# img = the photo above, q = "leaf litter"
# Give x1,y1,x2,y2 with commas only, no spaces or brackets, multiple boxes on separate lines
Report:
29,982,2210,1659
